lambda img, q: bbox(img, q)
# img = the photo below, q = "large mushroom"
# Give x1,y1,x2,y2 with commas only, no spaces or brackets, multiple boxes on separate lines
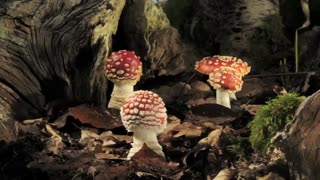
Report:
195,55,250,101
120,90,167,159
195,55,250,76
208,67,243,108
104,50,142,109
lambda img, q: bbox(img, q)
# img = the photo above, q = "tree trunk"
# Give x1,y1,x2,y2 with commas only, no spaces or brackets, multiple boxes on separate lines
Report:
0,0,126,140
0,0,198,141
272,90,320,179
119,0,198,77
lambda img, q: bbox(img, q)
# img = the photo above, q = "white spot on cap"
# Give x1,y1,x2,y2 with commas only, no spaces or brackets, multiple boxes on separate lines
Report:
155,113,165,118
117,70,124,75
139,111,145,116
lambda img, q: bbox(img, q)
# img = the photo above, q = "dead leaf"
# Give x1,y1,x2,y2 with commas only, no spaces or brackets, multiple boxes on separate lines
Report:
152,82,191,104
172,122,204,138
188,104,237,124
257,172,285,180
51,104,122,130
198,128,223,148
46,135,64,155
213,168,237,180
131,144,181,178
81,129,99,139
158,116,181,146
94,165,129,180
182,146,209,167
94,153,125,160
199,121,221,129
186,97,216,107
241,104,263,115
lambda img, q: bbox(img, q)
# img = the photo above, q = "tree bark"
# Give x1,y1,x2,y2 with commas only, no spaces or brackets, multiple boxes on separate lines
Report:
272,90,320,179
165,0,291,72
0,0,198,141
120,0,198,77
0,0,126,140
0,0,125,119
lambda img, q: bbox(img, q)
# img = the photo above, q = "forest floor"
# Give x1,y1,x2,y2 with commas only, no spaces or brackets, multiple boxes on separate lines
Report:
0,73,312,180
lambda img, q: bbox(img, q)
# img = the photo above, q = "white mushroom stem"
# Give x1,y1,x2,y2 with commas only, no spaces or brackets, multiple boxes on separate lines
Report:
229,93,237,100
108,83,134,109
216,89,231,108
127,129,164,160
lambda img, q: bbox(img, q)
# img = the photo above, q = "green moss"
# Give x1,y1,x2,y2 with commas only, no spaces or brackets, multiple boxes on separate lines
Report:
248,93,305,153
144,0,170,32
248,14,291,70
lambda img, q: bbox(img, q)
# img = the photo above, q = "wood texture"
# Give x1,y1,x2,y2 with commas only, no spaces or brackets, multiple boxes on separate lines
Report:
120,0,198,77
0,0,125,141
273,90,320,179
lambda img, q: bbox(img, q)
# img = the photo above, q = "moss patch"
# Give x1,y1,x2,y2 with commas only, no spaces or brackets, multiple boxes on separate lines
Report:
248,93,305,153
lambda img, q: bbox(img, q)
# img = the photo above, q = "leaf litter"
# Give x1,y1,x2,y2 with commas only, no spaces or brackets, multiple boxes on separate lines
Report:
0,79,292,179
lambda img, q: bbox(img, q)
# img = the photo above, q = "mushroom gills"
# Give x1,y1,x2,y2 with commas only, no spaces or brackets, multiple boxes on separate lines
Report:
127,128,164,159
216,89,231,108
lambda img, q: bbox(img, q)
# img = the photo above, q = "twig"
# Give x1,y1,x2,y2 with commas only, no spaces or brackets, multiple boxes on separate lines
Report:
177,71,197,99
302,72,316,92
243,71,317,79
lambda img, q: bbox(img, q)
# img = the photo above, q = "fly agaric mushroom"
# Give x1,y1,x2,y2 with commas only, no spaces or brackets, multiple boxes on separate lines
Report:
195,55,250,101
208,67,243,108
104,50,142,109
195,55,250,76
120,90,167,159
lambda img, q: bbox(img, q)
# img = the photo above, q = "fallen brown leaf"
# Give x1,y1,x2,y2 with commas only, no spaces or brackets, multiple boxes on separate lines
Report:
158,116,181,146
51,104,122,130
257,172,285,180
94,165,129,180
172,122,204,138
46,135,64,155
198,127,223,148
241,104,263,115
187,104,237,124
131,144,181,178
186,97,217,107
94,153,125,160
213,168,237,180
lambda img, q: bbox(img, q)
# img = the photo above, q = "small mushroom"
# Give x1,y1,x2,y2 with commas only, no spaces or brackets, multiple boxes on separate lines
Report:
104,50,142,109
195,55,250,100
120,90,167,159
208,67,243,108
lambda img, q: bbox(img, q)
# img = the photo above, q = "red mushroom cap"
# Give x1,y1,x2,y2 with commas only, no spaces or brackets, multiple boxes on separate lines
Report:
104,50,142,84
208,67,243,92
195,55,250,76
120,90,167,132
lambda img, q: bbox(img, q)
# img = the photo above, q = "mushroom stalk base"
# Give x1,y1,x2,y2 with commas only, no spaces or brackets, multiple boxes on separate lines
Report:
216,89,231,108
127,129,164,159
108,84,134,109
